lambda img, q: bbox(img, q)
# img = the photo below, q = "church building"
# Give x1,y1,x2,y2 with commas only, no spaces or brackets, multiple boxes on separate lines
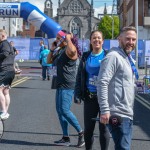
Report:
44,0,100,39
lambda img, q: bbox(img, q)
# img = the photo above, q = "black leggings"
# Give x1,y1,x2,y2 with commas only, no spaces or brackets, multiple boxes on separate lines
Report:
84,95,110,150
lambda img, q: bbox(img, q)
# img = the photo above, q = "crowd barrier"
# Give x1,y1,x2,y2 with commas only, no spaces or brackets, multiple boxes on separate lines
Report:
7,38,150,68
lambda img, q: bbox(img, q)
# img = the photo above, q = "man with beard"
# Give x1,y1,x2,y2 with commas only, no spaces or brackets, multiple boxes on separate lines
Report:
97,26,138,150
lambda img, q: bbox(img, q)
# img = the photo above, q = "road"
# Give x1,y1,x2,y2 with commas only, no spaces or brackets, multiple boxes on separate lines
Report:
0,62,150,150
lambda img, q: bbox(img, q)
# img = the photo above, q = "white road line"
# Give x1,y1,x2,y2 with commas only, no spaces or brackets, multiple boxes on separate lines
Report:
135,95,150,110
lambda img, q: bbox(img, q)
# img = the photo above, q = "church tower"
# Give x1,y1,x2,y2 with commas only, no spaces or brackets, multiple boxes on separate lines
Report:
44,0,53,18
104,3,107,15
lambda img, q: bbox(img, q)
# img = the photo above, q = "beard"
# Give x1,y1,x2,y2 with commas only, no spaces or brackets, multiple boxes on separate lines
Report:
120,42,135,55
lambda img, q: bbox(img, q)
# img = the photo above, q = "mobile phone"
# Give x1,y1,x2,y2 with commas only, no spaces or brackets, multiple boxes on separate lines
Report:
53,41,57,46
58,30,66,39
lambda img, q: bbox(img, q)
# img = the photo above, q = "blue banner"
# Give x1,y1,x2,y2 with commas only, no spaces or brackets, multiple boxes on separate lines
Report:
78,39,90,54
29,38,48,60
8,37,30,60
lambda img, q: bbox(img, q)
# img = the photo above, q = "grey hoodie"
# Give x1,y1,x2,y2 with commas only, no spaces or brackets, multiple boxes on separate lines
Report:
97,47,135,120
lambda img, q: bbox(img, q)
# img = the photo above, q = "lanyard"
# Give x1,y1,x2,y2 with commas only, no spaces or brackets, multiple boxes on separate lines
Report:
128,55,139,80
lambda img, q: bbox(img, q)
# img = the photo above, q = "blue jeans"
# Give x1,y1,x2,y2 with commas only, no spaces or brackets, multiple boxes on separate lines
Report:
107,117,133,150
56,89,82,136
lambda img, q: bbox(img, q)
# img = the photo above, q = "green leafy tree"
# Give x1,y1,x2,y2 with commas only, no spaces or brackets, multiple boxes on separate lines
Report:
98,15,119,39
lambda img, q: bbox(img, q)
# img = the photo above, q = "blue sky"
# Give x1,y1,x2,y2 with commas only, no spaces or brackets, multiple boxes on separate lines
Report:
20,0,113,17
87,0,113,8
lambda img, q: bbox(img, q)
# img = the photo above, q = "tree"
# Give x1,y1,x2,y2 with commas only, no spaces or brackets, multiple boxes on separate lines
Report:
98,15,119,39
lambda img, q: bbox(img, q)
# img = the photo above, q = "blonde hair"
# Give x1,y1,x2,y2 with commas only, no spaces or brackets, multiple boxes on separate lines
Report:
0,29,7,35
0,29,7,40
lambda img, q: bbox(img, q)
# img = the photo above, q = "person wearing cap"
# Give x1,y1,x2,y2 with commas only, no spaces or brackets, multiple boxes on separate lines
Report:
47,30,85,148
97,26,138,150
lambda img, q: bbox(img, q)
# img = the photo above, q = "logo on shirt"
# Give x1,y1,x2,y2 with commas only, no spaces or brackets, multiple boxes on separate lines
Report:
99,60,102,63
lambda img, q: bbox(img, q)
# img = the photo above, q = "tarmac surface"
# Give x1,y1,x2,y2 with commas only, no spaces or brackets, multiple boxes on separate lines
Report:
0,62,149,150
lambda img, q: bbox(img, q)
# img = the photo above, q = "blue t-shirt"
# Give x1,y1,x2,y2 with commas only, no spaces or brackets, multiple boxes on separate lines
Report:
86,49,105,92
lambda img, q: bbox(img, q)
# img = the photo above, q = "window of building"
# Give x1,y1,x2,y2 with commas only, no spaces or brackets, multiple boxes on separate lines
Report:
71,17,81,38
13,19,16,26
3,26,5,30
26,34,30,38
46,1,51,8
69,0,83,14
25,22,30,30
148,1,150,8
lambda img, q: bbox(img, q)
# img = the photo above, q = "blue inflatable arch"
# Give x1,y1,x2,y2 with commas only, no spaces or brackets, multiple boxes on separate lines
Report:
0,2,62,39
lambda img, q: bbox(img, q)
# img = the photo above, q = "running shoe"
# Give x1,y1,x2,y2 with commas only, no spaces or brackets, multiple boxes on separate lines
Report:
54,137,71,146
0,112,10,120
77,131,85,148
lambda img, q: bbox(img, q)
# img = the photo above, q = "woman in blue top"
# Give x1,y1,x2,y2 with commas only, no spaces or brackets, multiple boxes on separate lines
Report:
74,30,110,150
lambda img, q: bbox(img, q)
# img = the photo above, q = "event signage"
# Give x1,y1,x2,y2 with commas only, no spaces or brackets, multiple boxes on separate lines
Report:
0,3,20,17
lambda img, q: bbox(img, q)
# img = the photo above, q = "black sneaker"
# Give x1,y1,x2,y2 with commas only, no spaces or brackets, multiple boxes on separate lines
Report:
77,131,85,148
54,137,71,146
47,76,50,80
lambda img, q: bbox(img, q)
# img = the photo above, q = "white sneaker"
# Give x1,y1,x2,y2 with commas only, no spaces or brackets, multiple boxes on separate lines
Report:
0,112,10,120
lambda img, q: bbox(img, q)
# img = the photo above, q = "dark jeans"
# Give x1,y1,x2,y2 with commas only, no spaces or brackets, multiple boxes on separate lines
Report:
107,117,133,150
42,66,50,79
84,94,110,150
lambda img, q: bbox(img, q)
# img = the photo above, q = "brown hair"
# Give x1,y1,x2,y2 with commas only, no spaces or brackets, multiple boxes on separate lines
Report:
90,30,104,51
120,26,137,34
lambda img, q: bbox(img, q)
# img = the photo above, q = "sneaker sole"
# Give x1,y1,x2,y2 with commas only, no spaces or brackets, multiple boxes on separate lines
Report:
54,142,71,146
77,142,85,148
1,114,10,120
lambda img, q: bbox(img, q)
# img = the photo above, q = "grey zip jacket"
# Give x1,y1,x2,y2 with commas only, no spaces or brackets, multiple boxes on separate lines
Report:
97,47,135,120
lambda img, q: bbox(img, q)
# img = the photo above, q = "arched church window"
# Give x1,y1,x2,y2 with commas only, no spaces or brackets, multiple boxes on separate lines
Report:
46,2,50,8
69,0,83,14
71,17,81,38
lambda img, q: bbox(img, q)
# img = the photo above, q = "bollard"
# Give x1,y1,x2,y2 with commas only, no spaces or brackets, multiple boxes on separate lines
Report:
143,75,150,94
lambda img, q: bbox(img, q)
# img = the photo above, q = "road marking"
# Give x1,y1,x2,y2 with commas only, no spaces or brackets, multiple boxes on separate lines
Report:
135,95,150,110
12,77,31,87
12,77,29,85
136,95,150,106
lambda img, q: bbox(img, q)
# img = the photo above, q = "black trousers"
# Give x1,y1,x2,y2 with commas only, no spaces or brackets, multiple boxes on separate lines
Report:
84,94,110,150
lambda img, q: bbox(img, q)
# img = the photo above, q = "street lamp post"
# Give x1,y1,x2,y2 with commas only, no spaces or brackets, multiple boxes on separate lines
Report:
110,16,114,39
135,0,138,69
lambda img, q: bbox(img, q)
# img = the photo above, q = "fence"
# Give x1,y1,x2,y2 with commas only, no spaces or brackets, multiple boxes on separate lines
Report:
8,37,48,61
8,37,150,93
7,37,150,68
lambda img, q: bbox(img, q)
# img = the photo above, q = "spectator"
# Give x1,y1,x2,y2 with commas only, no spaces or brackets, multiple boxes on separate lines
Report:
47,30,85,147
39,40,44,64
9,41,22,74
39,45,52,80
97,26,138,150
74,30,110,150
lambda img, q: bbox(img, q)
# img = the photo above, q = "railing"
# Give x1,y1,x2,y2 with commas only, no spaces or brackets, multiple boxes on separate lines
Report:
137,56,150,94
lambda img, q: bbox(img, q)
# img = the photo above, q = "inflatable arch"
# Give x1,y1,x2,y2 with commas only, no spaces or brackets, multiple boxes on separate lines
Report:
0,2,62,39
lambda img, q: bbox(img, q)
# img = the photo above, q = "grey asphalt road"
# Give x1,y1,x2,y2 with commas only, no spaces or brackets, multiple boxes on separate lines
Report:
0,62,150,150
